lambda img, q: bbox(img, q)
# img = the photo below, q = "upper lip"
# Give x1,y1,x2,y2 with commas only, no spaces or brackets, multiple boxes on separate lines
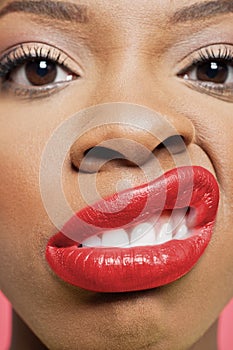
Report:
46,166,220,293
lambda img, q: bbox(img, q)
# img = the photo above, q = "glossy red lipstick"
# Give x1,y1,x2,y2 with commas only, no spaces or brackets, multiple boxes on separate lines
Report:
46,166,219,293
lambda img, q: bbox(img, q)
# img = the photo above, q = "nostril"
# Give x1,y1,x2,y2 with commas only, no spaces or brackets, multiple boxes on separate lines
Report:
84,146,126,161
75,146,131,173
155,135,186,154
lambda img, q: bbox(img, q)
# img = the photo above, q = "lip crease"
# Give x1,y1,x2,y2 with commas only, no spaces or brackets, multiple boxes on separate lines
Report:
46,166,220,293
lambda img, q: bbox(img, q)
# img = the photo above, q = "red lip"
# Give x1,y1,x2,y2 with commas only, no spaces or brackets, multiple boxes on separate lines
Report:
46,166,219,293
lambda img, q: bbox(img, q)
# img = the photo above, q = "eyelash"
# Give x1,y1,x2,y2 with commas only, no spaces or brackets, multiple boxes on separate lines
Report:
0,43,81,98
188,46,232,66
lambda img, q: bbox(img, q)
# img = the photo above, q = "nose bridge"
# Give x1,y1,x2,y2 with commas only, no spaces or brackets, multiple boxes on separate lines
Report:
97,50,154,104
69,104,195,173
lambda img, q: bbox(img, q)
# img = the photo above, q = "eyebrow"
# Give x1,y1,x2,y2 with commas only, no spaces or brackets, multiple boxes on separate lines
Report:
172,0,233,23
0,0,89,23
0,0,232,25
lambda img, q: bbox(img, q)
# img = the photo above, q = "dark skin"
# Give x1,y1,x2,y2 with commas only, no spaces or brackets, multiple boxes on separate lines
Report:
1,0,233,349
10,310,218,349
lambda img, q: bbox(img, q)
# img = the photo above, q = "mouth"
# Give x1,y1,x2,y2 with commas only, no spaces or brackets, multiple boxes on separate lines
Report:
46,166,219,293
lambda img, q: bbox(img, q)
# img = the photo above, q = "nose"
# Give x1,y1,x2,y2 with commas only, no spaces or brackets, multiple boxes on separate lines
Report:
70,104,195,173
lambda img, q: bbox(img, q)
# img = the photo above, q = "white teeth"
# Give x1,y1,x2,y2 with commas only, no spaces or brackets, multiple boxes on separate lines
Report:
156,223,173,244
101,229,129,247
82,235,102,247
174,224,188,239
80,209,193,248
171,209,187,230
130,222,155,246
186,207,196,228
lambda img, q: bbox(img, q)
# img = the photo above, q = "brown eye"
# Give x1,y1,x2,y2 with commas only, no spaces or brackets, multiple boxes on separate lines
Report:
183,59,233,86
25,59,57,86
196,61,228,84
10,58,75,87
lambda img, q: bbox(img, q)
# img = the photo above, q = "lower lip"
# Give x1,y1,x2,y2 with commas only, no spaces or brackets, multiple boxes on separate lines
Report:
46,166,219,293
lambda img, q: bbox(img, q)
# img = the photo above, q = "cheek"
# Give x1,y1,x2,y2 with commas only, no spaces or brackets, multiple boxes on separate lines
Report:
0,100,68,241
0,155,47,292
0,132,41,238
0,109,49,292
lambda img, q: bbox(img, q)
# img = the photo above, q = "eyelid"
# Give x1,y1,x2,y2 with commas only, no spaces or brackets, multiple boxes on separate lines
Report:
180,79,233,103
0,42,84,77
2,80,73,100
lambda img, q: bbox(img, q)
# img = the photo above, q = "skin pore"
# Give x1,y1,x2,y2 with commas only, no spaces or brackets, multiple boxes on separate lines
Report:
0,0,233,349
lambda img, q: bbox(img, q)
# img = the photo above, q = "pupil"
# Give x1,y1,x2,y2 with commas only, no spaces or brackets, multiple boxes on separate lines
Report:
25,59,57,86
197,61,228,84
37,61,50,77
207,62,219,79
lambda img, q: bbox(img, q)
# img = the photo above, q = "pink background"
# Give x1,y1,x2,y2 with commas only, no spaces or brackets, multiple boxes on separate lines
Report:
0,291,232,349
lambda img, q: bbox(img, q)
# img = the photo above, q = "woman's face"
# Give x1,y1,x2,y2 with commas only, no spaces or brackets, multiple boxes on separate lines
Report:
0,0,233,349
